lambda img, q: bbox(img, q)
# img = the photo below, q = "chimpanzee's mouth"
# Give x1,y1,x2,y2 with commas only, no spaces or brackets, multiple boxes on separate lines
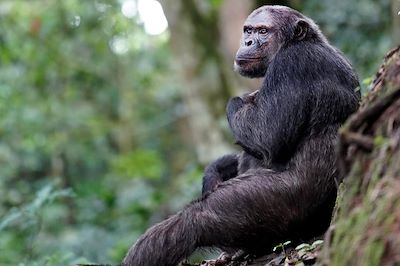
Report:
235,57,262,65
236,56,262,60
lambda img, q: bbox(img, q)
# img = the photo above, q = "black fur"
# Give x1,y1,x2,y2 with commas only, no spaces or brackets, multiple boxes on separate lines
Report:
202,154,239,194
122,6,360,266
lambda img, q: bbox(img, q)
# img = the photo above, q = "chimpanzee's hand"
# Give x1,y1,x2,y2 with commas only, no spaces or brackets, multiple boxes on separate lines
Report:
226,96,244,120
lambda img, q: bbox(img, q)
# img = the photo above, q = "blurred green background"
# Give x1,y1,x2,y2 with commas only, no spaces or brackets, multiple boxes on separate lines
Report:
0,0,397,265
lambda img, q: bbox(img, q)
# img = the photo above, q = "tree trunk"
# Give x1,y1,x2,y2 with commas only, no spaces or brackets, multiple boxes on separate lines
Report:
322,46,400,266
392,0,400,44
160,0,260,164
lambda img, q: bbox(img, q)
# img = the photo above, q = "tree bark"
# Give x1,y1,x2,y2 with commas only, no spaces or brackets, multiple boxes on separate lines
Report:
160,0,261,164
392,0,400,44
323,45,400,266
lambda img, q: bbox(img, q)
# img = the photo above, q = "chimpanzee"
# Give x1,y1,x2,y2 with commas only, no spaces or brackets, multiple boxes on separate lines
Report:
122,5,360,266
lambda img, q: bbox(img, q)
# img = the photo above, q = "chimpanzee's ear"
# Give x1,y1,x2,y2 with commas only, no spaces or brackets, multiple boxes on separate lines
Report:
294,19,309,40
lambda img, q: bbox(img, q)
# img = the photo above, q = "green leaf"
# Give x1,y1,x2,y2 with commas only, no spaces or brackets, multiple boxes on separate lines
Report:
362,77,373,86
283,240,292,246
112,149,165,180
295,243,311,251
209,0,223,8
311,239,324,249
0,211,22,231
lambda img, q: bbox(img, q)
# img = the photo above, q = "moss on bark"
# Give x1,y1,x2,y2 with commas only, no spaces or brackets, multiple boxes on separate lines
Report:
323,46,400,266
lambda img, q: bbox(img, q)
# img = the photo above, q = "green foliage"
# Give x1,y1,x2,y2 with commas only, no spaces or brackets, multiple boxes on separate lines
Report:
302,0,392,80
209,0,224,8
0,0,194,265
295,240,324,253
0,184,74,265
112,149,165,180
0,184,73,231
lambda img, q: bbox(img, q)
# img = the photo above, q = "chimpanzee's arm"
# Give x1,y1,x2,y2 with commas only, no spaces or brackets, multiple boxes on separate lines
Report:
226,88,310,168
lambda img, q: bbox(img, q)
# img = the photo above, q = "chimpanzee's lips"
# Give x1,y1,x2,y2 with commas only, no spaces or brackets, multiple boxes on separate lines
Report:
235,57,263,66
237,56,262,59
236,57,262,62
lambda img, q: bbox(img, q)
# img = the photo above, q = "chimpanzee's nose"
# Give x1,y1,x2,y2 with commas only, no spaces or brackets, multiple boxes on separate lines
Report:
245,39,253,46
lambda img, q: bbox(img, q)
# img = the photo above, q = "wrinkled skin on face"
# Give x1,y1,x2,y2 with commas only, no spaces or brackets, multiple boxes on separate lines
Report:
234,10,282,78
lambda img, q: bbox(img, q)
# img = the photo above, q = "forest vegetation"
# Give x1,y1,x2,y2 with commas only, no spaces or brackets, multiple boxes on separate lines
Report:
0,0,398,265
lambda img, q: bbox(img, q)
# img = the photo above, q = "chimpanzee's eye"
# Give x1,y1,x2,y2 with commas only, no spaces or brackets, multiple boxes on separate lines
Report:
244,27,252,34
